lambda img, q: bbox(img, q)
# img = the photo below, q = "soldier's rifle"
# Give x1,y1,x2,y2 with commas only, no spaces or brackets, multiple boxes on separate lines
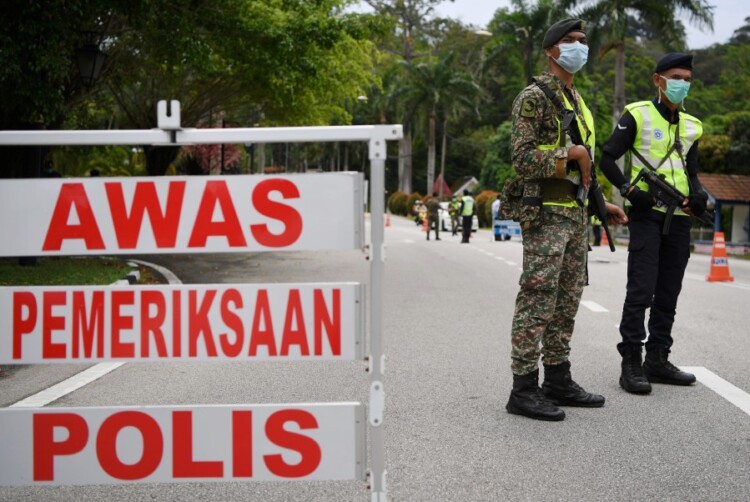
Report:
533,79,616,252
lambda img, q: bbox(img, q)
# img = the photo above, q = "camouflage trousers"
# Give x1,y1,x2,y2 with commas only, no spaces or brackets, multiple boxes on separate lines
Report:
510,211,587,375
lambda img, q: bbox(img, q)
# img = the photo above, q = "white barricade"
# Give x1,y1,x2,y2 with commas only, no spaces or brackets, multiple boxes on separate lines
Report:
0,102,401,501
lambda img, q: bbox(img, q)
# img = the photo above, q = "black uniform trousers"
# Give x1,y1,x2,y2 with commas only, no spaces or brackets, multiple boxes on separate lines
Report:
461,215,472,242
617,208,692,356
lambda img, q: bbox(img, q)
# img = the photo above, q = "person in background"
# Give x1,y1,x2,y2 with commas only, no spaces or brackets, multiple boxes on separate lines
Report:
426,192,441,241
492,194,502,221
459,189,475,243
449,196,461,236
598,52,707,394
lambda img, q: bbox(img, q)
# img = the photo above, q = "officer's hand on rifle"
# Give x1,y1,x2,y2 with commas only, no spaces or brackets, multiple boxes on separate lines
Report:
682,192,707,217
604,202,628,226
624,185,655,211
567,145,591,189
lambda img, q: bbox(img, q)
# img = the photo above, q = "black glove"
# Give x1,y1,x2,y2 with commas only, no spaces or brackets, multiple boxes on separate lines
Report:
685,192,708,217
626,186,655,211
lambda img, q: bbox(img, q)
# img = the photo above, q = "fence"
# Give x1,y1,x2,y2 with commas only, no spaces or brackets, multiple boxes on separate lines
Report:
0,100,402,501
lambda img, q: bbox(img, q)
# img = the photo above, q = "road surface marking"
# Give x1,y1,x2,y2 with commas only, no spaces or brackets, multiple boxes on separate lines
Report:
682,367,750,417
685,273,750,291
10,362,125,408
403,239,415,244
581,300,609,312
495,256,506,261
506,261,517,266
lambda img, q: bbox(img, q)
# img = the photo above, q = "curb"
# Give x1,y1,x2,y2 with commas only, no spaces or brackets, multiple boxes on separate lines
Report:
126,259,183,285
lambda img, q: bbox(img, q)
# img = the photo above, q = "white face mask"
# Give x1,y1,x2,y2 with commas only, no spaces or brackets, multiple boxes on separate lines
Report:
554,41,589,74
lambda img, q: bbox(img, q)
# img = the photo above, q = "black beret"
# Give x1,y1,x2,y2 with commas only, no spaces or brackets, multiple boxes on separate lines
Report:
654,52,693,73
543,19,586,48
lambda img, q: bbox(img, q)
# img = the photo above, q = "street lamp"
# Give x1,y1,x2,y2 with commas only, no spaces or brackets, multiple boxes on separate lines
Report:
75,42,106,88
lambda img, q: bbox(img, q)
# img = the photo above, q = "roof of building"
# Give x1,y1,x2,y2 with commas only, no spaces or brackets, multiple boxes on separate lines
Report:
698,173,750,203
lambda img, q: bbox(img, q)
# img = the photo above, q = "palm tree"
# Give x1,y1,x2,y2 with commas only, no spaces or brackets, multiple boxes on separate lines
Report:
394,52,480,194
485,0,561,85
559,0,714,125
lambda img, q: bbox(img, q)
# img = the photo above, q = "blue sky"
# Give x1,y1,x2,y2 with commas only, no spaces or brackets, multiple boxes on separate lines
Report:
353,1,749,50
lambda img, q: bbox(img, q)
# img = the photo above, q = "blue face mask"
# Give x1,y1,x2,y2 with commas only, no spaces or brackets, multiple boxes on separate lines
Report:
660,75,691,104
554,42,589,74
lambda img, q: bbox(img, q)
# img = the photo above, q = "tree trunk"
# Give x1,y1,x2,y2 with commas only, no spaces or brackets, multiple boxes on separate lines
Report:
400,129,413,194
439,117,448,197
427,109,436,194
144,145,180,176
257,143,266,173
613,41,626,128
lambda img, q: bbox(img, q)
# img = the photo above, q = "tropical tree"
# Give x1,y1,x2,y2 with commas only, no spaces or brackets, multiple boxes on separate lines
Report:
485,0,561,85
559,0,714,125
394,52,479,194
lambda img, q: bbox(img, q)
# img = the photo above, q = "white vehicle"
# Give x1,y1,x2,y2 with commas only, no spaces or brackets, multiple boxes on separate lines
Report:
438,201,478,233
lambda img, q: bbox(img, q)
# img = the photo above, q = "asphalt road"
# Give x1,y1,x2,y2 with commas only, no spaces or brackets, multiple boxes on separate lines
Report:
2,214,750,501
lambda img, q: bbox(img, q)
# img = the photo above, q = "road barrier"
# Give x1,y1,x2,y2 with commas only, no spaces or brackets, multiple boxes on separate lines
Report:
0,101,402,501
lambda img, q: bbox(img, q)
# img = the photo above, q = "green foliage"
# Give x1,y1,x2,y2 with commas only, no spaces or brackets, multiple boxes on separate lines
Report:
475,190,499,228
387,191,409,215
480,121,514,191
0,257,132,286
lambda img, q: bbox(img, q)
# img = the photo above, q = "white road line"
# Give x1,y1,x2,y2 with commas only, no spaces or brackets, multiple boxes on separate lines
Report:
682,367,750,417
403,239,415,244
506,261,517,266
10,362,125,408
684,273,750,291
495,256,506,261
581,300,609,313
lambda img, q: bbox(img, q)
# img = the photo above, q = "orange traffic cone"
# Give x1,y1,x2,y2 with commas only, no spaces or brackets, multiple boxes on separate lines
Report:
385,212,391,227
422,216,428,232
706,232,734,282
600,229,609,248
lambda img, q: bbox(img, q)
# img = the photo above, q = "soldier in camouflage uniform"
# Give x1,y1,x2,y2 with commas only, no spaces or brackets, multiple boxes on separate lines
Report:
505,19,628,421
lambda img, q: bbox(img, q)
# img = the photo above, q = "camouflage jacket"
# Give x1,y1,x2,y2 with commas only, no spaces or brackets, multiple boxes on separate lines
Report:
510,72,591,221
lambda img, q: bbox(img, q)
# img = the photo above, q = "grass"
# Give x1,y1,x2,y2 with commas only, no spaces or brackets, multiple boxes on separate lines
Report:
0,257,134,286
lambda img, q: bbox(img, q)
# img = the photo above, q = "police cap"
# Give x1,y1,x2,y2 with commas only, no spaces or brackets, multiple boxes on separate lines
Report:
654,52,693,73
543,18,586,49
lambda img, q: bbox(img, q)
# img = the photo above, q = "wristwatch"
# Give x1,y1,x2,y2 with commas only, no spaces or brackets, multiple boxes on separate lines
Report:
619,182,632,197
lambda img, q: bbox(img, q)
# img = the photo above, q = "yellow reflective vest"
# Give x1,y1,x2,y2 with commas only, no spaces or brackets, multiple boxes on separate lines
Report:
461,196,474,216
537,91,596,208
625,100,703,217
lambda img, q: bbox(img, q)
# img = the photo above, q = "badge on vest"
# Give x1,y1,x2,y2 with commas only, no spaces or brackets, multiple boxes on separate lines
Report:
653,128,664,141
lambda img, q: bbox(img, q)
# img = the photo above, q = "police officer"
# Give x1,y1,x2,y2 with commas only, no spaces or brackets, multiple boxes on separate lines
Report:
459,189,474,243
505,19,627,421
599,53,707,394
449,196,460,235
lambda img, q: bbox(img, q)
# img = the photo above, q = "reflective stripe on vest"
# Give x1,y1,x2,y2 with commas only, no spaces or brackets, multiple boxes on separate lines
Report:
461,196,474,216
626,101,703,216
538,91,596,208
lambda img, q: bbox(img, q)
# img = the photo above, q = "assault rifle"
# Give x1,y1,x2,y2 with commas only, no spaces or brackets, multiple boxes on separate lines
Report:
561,110,616,252
533,79,615,251
630,158,715,235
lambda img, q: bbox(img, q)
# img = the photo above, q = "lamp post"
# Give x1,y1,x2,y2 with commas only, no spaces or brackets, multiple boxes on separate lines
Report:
75,40,106,88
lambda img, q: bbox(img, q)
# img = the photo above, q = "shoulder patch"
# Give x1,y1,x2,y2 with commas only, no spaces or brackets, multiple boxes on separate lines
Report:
520,98,537,118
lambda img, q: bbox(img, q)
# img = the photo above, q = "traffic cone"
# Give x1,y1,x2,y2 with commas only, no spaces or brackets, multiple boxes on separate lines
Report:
385,212,391,227
706,232,734,282
600,229,609,248
422,216,428,232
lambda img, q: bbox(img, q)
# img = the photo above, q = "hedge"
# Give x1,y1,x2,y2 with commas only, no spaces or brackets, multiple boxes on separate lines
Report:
475,190,499,228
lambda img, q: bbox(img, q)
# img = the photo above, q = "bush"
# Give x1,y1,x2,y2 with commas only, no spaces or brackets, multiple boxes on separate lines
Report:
387,191,409,216
475,190,499,228
405,192,423,216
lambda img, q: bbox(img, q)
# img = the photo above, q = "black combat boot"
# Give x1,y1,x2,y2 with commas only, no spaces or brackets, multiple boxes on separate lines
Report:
644,345,696,386
620,344,652,394
506,370,565,421
542,361,605,407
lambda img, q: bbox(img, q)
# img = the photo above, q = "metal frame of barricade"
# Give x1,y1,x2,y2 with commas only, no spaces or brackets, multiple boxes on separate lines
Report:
0,100,401,501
